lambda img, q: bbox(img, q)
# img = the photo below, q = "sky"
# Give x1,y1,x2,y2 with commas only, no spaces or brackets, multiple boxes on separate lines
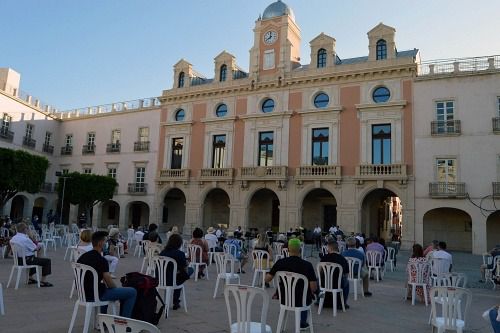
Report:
2,0,499,110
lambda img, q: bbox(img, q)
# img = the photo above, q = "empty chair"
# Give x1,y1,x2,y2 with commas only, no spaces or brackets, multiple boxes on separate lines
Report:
273,242,284,261
321,245,328,257
405,261,431,306
430,258,451,286
213,253,240,298
154,256,188,318
133,231,145,257
386,247,396,272
316,262,345,316
224,285,272,333
98,314,160,333
345,257,364,301
64,233,79,261
142,243,161,276
275,271,314,333
126,229,136,247
224,243,242,273
139,240,152,273
252,250,272,289
68,263,116,333
430,286,472,333
437,273,467,288
69,248,87,299
366,251,384,282
7,242,41,289
0,283,4,315
188,244,208,281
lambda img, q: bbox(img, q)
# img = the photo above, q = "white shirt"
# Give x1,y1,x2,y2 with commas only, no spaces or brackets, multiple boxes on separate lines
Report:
215,229,222,238
432,250,453,265
77,244,93,253
313,227,321,234
11,232,39,256
204,233,218,249
329,226,337,234
355,235,364,245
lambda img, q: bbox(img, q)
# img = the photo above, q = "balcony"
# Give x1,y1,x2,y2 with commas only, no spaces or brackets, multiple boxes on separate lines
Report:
128,183,148,195
199,168,234,181
22,136,36,149
40,182,54,193
60,145,73,155
431,120,461,136
42,143,54,154
355,164,407,180
493,117,500,133
240,166,288,181
429,182,467,198
296,165,341,180
158,169,190,182
0,127,14,142
134,141,150,152
106,143,121,153
494,182,500,198
82,144,96,155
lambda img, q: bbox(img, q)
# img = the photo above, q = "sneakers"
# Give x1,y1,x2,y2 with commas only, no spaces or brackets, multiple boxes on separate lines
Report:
173,303,180,310
300,323,310,330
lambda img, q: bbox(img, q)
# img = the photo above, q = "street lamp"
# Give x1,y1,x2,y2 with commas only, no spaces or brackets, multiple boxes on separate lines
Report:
55,171,70,224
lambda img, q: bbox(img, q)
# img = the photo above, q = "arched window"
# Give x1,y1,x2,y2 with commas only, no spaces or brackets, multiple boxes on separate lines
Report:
219,65,227,82
376,39,387,60
178,72,185,88
175,109,185,121
261,98,275,113
317,48,327,68
216,104,228,117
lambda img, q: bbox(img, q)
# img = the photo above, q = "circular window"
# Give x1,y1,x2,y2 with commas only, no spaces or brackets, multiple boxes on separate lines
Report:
372,87,391,103
175,109,185,121
313,93,330,108
261,98,275,113
216,104,227,117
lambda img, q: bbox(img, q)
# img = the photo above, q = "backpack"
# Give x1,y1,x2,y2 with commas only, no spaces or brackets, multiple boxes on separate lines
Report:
120,272,165,324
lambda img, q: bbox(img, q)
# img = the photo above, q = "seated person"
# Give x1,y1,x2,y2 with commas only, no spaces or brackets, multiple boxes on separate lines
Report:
77,229,93,253
159,233,194,310
481,245,500,282
265,238,317,330
108,228,125,257
320,239,350,309
189,228,209,279
432,241,453,272
204,227,219,251
224,232,248,273
77,231,136,317
143,223,162,244
10,222,53,287
488,306,500,333
366,237,385,268
406,244,430,302
423,240,439,257
342,237,372,297
103,230,120,278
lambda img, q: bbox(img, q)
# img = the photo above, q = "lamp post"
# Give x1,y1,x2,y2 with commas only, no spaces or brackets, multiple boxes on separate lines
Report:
55,171,70,224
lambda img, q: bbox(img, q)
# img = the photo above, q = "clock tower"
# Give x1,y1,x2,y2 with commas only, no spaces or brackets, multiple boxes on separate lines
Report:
249,0,301,80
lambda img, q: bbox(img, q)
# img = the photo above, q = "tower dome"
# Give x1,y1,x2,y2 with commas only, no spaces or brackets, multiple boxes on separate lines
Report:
262,0,295,21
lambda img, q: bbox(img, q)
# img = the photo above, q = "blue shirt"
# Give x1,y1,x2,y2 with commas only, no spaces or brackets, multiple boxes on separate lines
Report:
224,239,242,259
342,248,365,269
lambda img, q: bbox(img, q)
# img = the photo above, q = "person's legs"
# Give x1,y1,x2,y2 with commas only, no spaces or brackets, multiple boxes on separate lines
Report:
105,255,119,274
480,264,486,280
28,257,51,283
341,276,349,305
101,287,137,318
361,268,370,293
489,308,500,333
300,310,308,327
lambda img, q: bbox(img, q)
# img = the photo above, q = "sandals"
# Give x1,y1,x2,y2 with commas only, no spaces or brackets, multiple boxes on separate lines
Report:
40,281,53,287
28,279,38,285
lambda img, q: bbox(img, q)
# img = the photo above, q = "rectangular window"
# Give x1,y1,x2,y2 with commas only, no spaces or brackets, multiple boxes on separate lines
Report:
311,128,329,165
263,50,275,70
111,129,121,144
436,101,454,133
135,167,145,183
171,138,183,169
83,168,92,174
65,134,73,146
138,127,149,142
44,132,52,146
62,169,69,175
436,158,457,183
1,113,11,130
87,132,95,146
212,134,226,168
258,131,274,166
25,124,34,139
497,97,500,116
372,124,391,164
108,168,117,179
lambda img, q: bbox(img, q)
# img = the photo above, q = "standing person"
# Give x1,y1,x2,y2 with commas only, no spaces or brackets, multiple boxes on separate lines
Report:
320,239,350,309
159,234,193,310
77,231,137,317
342,237,372,297
313,225,322,250
46,209,54,224
31,215,42,237
189,228,209,279
10,222,53,287
265,238,318,330
78,213,87,229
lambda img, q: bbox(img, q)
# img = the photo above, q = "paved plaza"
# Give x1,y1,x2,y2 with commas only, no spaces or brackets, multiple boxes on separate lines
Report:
0,244,497,333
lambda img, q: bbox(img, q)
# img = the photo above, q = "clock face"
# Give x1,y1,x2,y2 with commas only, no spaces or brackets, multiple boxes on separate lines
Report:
263,30,278,45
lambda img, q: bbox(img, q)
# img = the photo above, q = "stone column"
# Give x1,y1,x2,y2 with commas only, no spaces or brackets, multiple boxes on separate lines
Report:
92,203,102,228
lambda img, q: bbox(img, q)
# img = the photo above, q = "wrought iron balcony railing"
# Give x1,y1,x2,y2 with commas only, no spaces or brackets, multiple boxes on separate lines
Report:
22,136,36,148
134,141,150,152
431,120,461,136
106,143,121,153
82,144,96,155
0,127,14,142
60,145,73,155
42,143,54,154
493,117,500,133
128,183,148,194
429,182,466,198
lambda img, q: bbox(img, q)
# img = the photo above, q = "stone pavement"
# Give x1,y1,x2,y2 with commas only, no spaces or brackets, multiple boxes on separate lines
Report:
0,244,497,333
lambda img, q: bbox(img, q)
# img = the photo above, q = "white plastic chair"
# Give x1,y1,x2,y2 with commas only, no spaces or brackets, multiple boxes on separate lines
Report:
64,234,79,261
430,286,471,333
49,223,62,247
366,251,384,282
224,243,242,273
0,283,4,315
42,229,57,251
437,273,467,288
98,314,160,333
142,242,161,276
316,262,345,316
126,229,136,247
213,253,240,298
321,245,328,257
68,262,117,333
430,258,451,286
188,244,208,281
345,257,364,301
272,242,284,261
7,242,41,289
405,261,431,306
386,247,396,272
224,284,272,333
69,247,87,299
133,232,144,257
251,250,272,289
154,256,187,318
139,240,152,273
275,271,314,333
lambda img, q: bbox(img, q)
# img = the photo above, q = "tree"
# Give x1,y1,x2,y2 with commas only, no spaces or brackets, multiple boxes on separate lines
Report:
0,147,49,210
58,172,117,226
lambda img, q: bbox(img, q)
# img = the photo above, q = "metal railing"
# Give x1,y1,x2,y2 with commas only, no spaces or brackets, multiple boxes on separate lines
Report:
40,182,53,193
22,136,36,148
128,183,148,194
199,168,234,180
0,127,14,142
158,169,190,181
296,165,341,179
418,55,500,76
134,141,150,152
60,145,73,155
58,97,160,119
82,144,96,154
431,120,461,136
356,164,407,177
240,166,288,179
494,182,500,197
429,182,466,198
493,117,500,133
42,143,54,154
106,143,121,153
